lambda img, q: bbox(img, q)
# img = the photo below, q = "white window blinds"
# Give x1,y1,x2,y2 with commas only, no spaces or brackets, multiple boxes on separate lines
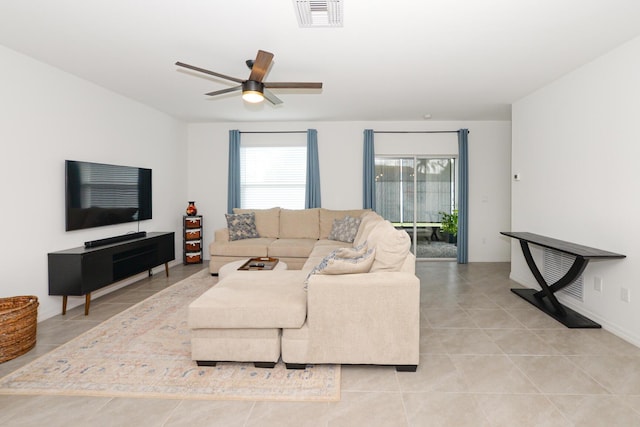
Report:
240,144,307,209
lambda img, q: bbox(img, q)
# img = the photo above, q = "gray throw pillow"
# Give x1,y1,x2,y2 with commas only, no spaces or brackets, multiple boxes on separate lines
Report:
328,215,362,243
225,212,259,241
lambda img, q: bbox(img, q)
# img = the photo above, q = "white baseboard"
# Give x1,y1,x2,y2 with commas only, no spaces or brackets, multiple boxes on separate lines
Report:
508,272,640,349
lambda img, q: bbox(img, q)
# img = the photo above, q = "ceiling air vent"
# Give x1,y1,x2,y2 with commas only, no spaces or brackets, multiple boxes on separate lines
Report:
293,0,343,27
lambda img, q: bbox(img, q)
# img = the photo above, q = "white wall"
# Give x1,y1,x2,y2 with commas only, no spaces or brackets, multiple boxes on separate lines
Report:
0,44,511,323
0,45,188,321
511,35,640,345
187,120,512,262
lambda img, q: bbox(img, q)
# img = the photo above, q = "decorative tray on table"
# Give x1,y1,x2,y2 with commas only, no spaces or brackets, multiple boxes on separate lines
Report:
237,257,279,271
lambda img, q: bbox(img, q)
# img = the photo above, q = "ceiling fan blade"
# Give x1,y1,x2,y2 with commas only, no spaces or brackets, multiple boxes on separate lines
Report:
263,89,283,105
263,82,323,89
175,61,244,84
248,50,274,82
205,86,242,97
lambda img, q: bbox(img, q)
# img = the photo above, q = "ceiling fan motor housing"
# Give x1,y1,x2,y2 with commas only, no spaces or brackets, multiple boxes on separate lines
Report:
242,80,265,103
243,80,264,92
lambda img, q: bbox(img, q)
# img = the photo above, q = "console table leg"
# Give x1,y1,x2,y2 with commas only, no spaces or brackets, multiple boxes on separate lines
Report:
62,295,68,315
519,241,566,316
544,256,589,294
165,262,169,277
84,293,91,316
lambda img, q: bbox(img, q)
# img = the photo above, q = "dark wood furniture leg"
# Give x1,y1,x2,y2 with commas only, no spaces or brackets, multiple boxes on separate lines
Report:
285,363,307,370
85,293,91,316
61,264,169,317
253,362,276,369
196,360,276,369
511,241,598,328
396,365,418,372
62,293,92,316
519,240,568,316
196,361,217,367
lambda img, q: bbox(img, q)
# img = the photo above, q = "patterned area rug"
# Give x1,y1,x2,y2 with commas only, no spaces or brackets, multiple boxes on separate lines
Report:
0,269,340,401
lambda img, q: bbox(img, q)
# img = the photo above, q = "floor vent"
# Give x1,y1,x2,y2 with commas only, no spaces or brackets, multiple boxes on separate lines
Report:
293,0,343,27
543,248,584,301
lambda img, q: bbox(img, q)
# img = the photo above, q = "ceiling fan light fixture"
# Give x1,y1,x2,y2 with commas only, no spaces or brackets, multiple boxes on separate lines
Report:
242,90,264,103
242,80,265,103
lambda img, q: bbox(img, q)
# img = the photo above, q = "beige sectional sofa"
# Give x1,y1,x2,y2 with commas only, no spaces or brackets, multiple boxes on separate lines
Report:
209,207,371,273
191,208,420,371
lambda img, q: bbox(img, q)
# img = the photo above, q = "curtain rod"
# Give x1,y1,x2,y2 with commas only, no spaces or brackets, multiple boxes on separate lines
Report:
373,130,468,134
240,130,466,134
239,131,308,134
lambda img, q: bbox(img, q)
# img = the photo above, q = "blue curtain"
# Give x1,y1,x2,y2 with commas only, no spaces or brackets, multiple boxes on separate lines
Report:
305,129,321,208
227,130,241,214
457,129,469,264
363,129,376,209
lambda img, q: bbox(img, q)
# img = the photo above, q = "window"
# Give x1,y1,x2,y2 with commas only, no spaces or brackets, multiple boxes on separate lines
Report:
375,157,455,223
375,156,457,259
240,144,307,209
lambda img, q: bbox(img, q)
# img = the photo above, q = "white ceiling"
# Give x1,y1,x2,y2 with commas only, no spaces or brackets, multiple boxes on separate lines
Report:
2,0,640,123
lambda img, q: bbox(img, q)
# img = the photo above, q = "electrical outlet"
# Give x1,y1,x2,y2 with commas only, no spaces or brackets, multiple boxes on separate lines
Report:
594,277,603,292
621,287,631,303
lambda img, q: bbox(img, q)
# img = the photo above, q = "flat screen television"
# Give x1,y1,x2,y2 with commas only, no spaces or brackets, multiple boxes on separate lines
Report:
65,160,152,231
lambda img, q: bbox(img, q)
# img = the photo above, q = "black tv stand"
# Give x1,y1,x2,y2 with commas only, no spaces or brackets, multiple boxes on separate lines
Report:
49,232,175,315
85,231,147,248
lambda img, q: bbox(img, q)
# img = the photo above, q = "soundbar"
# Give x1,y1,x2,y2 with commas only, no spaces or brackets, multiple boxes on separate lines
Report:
84,231,147,248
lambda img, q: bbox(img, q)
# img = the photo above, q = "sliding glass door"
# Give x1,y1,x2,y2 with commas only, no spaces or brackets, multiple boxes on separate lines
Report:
375,156,457,259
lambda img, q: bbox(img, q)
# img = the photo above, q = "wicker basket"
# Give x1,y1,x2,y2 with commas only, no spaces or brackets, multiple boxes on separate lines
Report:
0,295,38,363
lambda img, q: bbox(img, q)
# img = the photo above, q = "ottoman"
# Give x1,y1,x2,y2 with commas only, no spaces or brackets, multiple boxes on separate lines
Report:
188,270,307,367
218,258,288,280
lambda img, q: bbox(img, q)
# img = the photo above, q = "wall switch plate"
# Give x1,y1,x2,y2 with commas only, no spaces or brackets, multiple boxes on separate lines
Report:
621,287,631,303
594,277,603,292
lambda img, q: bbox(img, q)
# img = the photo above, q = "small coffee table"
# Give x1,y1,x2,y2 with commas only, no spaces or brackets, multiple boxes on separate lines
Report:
218,258,288,280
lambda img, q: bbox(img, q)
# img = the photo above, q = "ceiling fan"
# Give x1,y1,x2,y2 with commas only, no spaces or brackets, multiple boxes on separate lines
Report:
176,50,323,105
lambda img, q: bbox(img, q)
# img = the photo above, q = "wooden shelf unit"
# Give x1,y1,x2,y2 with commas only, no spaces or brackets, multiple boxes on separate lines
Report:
183,215,203,265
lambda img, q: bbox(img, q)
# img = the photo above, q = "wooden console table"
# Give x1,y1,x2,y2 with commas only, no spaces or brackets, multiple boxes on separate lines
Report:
501,232,625,328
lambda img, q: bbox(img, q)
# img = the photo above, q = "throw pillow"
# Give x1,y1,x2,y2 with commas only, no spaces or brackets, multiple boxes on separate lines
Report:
233,207,280,238
328,215,362,243
353,211,384,247
333,240,368,258
225,212,259,241
305,247,376,288
366,220,411,272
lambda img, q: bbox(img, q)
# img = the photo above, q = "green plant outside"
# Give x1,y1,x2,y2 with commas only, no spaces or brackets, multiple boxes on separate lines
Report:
439,210,458,236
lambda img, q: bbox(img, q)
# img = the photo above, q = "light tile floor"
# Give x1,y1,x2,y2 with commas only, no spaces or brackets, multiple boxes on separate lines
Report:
2,261,640,426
